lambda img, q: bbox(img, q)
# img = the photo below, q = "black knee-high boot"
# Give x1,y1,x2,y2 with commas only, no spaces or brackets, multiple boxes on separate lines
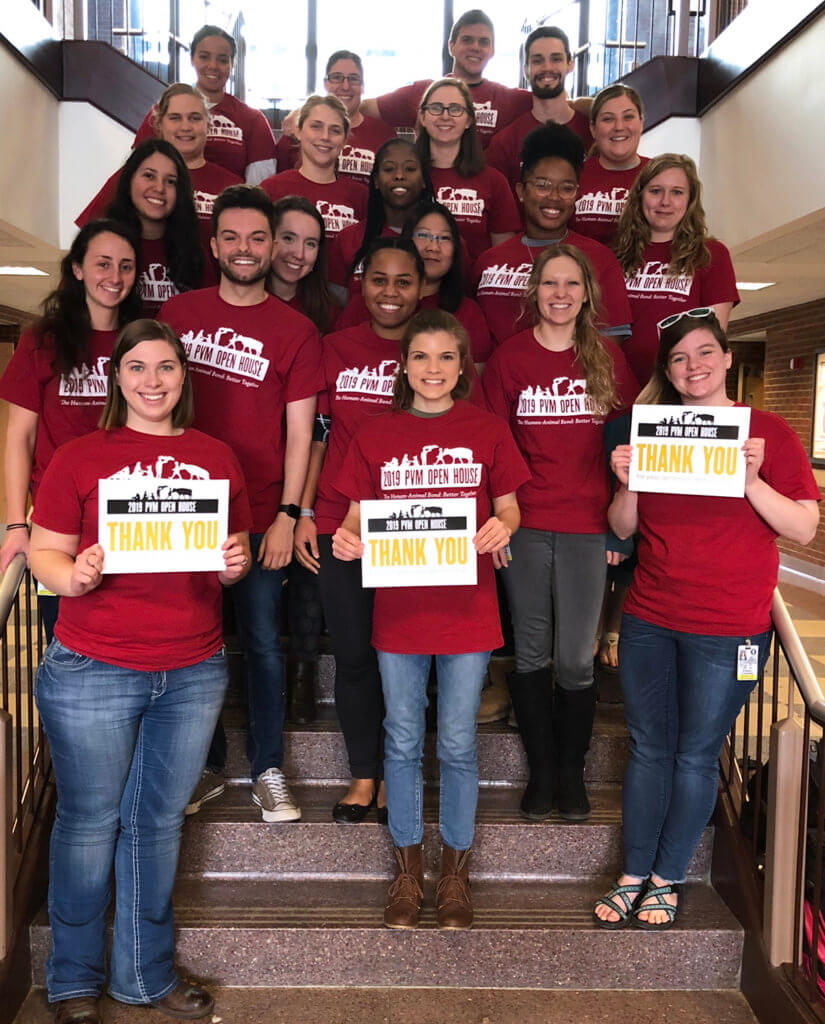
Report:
507,668,554,820
556,684,596,821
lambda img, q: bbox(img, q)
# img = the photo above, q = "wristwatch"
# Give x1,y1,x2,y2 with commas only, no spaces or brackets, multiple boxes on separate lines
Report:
278,503,301,520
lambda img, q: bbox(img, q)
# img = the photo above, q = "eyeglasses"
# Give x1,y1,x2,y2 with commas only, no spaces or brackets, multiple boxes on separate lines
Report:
326,73,362,86
525,178,578,199
656,307,714,333
422,102,469,118
412,230,453,246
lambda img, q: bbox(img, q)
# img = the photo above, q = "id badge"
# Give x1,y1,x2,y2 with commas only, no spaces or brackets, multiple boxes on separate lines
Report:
737,643,759,681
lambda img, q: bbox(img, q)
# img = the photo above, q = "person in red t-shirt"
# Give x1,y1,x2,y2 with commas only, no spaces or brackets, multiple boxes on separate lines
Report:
261,95,368,241
134,26,276,184
269,196,338,336
485,26,591,197
571,84,649,248
277,51,396,187
474,121,631,347
293,238,426,825
483,244,638,825
29,319,251,1021
333,308,528,929
415,78,520,262
0,219,141,639
594,310,820,932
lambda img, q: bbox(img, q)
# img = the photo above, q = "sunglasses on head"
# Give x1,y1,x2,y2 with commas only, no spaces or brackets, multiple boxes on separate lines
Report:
656,307,714,335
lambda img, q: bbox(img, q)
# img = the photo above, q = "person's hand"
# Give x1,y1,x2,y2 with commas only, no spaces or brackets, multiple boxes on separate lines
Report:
492,547,511,570
259,515,295,570
69,543,104,596
743,437,765,489
606,550,628,566
280,108,300,139
473,515,511,555
294,516,320,574
0,528,30,572
610,444,633,487
219,533,250,583
332,526,364,561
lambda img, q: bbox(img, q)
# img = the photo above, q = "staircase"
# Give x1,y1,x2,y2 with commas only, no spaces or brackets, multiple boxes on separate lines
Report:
19,650,760,1022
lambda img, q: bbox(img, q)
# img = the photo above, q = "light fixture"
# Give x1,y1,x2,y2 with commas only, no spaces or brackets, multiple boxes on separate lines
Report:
0,266,48,276
736,281,775,291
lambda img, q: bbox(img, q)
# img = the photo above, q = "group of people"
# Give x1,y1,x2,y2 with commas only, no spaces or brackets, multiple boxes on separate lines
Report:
1,9,820,1023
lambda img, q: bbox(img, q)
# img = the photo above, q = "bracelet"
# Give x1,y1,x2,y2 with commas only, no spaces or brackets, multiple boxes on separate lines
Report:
300,508,315,520
5,523,29,532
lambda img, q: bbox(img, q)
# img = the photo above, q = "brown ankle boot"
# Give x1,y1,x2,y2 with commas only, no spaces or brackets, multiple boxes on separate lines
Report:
436,845,473,929
384,844,424,929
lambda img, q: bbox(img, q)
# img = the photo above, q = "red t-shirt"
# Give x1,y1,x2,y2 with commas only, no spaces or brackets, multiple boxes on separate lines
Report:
482,329,638,532
135,93,277,181
571,155,649,246
625,407,821,636
473,231,631,346
260,170,368,241
138,236,180,318
429,165,520,262
275,116,395,187
623,238,740,387
376,78,532,147
31,426,252,670
337,401,530,653
279,293,340,336
0,328,117,503
314,323,404,535
484,108,593,192
159,288,323,532
327,222,400,291
333,293,492,364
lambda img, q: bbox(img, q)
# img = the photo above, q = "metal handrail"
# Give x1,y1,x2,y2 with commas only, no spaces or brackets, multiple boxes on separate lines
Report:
0,554,26,630
771,588,825,725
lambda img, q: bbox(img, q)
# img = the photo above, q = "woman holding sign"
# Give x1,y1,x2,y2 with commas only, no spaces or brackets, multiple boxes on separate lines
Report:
332,308,528,929
29,320,251,1022
594,310,819,931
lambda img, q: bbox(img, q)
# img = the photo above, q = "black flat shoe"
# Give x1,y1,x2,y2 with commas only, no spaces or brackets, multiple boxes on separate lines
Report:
332,795,375,823
376,804,388,825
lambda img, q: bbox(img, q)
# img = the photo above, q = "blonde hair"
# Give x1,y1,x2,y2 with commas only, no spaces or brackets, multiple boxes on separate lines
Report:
524,244,618,415
151,83,210,134
612,153,711,278
298,93,350,136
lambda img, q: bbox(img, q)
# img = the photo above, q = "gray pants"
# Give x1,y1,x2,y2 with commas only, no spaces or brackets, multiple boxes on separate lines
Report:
503,528,607,690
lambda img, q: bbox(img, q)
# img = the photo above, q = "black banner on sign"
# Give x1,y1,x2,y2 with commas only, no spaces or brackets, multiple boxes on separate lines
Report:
106,499,220,514
637,423,740,440
367,516,468,533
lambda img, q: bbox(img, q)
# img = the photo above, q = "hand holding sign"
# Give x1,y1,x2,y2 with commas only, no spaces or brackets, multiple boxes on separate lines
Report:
473,515,511,556
610,444,633,488
743,437,765,488
332,526,364,562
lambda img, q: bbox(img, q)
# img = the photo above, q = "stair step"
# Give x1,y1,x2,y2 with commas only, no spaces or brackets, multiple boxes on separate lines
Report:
222,706,629,785
29,878,744,990
179,783,712,881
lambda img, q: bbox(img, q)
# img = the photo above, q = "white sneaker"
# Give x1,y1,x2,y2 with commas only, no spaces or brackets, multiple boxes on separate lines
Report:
252,767,302,822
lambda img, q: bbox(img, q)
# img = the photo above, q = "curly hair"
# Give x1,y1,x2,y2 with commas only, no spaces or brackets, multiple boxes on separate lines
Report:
415,78,484,178
612,153,711,278
524,243,619,415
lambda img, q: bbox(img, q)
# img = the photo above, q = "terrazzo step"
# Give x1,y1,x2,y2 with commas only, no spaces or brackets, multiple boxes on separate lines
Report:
222,706,629,786
178,783,712,881
29,878,745,990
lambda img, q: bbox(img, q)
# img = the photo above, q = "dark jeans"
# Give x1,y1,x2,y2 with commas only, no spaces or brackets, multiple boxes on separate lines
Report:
318,534,383,779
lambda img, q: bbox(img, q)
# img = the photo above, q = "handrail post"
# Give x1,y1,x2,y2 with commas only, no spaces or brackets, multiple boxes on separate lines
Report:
0,709,12,961
764,714,805,966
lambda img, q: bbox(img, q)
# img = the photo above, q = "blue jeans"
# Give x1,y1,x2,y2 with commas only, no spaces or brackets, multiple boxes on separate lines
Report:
230,532,286,778
35,640,227,1005
377,650,489,851
619,614,771,882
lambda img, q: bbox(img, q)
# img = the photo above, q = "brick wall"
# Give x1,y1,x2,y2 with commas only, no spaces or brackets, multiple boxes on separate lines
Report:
728,298,825,570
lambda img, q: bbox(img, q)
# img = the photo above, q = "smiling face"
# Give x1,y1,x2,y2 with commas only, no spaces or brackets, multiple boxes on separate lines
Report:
73,231,136,324
404,330,462,412
535,254,586,329
591,95,643,169
420,85,470,147
298,103,348,171
410,213,455,283
324,58,363,118
159,94,208,164
665,327,732,406
272,210,321,287
516,157,578,238
525,35,573,99
211,207,274,287
376,143,425,213
641,167,690,242
129,152,178,231
191,34,233,101
362,249,421,336
448,22,494,82
117,338,185,434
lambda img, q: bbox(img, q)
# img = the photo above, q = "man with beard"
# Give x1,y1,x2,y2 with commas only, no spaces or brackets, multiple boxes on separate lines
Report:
485,27,592,197
160,184,322,824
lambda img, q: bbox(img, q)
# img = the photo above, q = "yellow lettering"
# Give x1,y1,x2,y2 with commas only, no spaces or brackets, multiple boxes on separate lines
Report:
368,539,379,564
434,536,445,563
182,520,194,548
379,539,390,566
118,521,131,550
108,522,119,549
415,537,426,563
160,521,172,549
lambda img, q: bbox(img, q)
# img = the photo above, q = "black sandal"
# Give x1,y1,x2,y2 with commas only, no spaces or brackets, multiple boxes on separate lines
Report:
633,880,681,931
592,877,648,930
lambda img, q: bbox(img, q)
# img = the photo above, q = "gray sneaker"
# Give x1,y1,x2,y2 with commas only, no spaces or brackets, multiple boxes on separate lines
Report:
185,769,225,815
252,767,302,822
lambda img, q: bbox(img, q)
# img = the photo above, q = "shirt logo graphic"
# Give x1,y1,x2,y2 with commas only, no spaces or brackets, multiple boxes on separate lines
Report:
517,378,595,418
338,145,376,178
336,359,398,397
473,100,498,129
209,113,243,144
180,327,270,382
193,189,218,216
625,260,693,298
477,261,532,294
576,187,630,218
381,444,481,490
59,356,109,398
107,456,211,480
437,185,485,219
316,199,357,235
139,263,178,306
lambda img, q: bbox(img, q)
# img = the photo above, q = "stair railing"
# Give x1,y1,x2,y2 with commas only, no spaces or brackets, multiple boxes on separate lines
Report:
0,553,49,962
720,586,825,1011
